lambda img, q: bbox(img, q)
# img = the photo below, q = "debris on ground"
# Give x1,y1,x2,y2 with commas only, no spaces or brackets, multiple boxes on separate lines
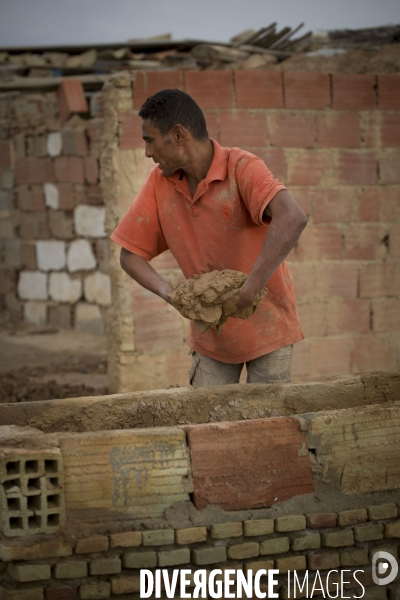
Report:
0,327,108,403
0,361,108,403
170,269,267,334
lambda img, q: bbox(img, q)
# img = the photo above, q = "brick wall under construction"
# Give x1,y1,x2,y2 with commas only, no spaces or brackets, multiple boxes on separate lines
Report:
101,70,400,392
0,372,399,599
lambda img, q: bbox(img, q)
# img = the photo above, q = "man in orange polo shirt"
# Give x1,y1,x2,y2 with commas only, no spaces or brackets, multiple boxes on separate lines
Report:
111,89,307,386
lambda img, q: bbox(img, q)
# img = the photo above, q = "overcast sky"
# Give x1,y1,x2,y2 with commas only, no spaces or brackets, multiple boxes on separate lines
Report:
0,0,399,48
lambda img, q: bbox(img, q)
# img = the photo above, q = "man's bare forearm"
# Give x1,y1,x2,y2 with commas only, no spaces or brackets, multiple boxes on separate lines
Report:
237,191,307,308
120,248,172,303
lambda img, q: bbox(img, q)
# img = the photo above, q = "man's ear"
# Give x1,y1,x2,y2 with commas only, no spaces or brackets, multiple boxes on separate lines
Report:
172,124,189,144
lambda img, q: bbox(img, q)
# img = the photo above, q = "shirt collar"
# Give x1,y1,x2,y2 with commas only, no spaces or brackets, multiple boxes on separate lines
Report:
166,138,229,186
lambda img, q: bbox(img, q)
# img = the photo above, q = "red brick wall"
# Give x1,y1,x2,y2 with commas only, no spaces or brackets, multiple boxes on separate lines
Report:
112,71,400,386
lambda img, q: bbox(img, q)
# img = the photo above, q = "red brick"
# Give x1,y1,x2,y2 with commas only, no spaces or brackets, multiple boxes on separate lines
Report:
344,568,374,589
17,185,45,211
184,71,234,109
306,513,337,529
380,112,400,146
0,140,14,167
87,118,104,142
74,129,89,155
390,224,400,259
133,71,184,109
235,70,283,108
332,74,376,110
289,187,311,215
361,112,378,147
352,335,398,372
219,110,267,147
297,225,342,260
337,151,377,185
268,113,315,148
0,269,17,294
40,158,56,182
118,111,142,150
358,187,400,223
20,242,36,270
185,417,314,511
135,309,184,351
57,80,89,122
308,336,352,378
68,157,84,183
360,262,399,298
83,156,98,184
45,587,78,600
247,148,285,181
327,299,371,335
297,303,327,337
203,111,219,141
344,225,388,260
289,263,319,301
319,262,359,298
317,113,361,147
130,280,171,312
86,185,103,205
372,298,400,333
313,188,355,223
58,183,75,209
54,156,84,183
307,551,340,571
284,72,330,109
287,149,332,186
49,210,74,239
15,157,42,184
20,213,50,239
380,149,400,184
166,348,192,387
378,74,400,109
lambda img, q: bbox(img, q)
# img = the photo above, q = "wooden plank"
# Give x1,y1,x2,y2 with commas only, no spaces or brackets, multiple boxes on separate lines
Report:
270,22,304,49
0,74,109,91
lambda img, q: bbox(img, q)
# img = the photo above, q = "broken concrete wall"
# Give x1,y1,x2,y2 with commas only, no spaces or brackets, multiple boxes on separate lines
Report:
101,70,400,392
0,85,110,334
0,383,399,598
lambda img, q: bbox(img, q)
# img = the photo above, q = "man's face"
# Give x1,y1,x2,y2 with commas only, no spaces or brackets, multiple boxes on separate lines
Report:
142,119,181,177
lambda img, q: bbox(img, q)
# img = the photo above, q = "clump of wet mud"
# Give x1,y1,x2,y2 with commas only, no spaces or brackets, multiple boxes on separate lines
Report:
170,269,267,333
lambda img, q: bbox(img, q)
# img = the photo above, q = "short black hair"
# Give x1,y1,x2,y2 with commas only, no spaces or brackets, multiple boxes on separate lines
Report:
138,89,208,141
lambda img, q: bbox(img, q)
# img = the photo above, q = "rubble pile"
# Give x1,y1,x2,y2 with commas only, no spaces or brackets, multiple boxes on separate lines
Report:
1,23,399,88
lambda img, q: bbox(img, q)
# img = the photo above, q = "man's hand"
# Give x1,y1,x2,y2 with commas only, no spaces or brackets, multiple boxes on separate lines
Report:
236,190,307,309
120,248,172,303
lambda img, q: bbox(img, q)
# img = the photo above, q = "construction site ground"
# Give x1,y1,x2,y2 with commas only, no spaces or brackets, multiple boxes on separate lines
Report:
0,323,108,403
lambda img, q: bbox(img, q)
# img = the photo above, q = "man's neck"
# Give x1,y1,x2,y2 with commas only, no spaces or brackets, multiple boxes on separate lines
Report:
183,139,214,192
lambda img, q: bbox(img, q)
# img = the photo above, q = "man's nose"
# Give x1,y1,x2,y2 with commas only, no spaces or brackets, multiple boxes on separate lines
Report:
145,145,153,158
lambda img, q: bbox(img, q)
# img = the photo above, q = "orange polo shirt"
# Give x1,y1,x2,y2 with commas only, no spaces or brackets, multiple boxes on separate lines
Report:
111,139,304,363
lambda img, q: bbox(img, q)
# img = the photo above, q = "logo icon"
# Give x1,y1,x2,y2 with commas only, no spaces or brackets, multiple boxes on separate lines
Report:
372,551,398,586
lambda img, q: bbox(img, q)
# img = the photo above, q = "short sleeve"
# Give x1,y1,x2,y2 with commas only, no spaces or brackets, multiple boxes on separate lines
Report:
235,152,286,226
110,169,169,260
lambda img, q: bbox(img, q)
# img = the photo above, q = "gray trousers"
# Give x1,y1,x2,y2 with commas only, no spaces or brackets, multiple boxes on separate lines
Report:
189,345,293,387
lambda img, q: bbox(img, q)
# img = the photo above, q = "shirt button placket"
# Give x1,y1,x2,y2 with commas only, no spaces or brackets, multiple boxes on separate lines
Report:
191,202,199,218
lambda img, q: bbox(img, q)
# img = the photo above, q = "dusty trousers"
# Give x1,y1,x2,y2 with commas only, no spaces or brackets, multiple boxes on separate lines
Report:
189,345,293,387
